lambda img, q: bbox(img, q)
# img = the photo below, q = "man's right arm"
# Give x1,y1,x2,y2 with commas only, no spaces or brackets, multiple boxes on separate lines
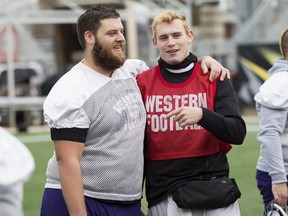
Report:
258,105,288,206
54,140,87,216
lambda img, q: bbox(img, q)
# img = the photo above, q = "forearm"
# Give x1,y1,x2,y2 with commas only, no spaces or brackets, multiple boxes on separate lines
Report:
199,79,246,144
257,106,287,184
259,131,286,184
58,158,86,216
199,108,246,144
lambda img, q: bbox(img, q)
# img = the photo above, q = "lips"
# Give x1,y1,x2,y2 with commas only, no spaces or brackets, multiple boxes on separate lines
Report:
114,45,121,49
167,49,178,53
113,43,125,50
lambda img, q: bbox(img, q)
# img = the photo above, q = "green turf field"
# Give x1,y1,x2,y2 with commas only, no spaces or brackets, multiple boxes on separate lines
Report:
15,120,263,216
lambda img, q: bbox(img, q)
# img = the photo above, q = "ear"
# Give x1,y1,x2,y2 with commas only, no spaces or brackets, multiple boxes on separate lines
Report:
152,37,158,48
84,31,95,46
187,30,194,43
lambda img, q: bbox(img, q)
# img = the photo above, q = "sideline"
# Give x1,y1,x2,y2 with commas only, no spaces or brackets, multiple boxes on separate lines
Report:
17,134,51,143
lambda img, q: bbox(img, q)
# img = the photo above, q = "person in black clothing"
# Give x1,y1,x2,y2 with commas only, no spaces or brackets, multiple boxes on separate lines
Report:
136,10,246,216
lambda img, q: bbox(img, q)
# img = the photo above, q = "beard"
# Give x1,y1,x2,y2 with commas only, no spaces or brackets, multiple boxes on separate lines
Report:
92,39,126,71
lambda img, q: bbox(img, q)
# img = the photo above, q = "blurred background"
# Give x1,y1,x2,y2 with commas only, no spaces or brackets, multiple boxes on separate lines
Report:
1,1,287,215
0,0,287,131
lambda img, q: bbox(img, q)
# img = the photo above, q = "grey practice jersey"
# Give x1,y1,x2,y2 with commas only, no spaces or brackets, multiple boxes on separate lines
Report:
43,59,148,201
255,71,288,185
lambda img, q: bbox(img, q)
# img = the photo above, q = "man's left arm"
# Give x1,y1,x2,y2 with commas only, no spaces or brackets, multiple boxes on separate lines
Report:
198,56,230,82
166,79,246,144
199,79,246,144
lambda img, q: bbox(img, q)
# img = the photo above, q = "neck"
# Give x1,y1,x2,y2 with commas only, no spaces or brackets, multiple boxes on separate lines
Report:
166,63,194,73
158,52,197,73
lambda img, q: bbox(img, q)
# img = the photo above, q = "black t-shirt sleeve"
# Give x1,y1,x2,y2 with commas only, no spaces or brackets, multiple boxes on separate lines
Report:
50,127,89,143
198,78,246,144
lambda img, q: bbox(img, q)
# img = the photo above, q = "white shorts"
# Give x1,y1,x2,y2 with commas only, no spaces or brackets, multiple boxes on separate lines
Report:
148,196,240,216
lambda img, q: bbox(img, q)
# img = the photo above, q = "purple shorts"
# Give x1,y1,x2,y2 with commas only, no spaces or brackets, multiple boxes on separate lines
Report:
40,188,142,216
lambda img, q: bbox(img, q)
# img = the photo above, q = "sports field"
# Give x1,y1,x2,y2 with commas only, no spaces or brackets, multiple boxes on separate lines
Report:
15,117,263,216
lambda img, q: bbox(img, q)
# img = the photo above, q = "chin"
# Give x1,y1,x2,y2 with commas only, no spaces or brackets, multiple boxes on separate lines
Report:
114,52,125,59
168,59,181,65
163,55,180,65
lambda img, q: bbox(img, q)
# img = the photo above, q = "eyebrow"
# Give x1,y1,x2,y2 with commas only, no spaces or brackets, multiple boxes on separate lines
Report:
158,31,183,37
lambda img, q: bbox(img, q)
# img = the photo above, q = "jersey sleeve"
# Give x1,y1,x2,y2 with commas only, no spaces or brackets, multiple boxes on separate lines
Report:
43,73,90,129
257,105,287,184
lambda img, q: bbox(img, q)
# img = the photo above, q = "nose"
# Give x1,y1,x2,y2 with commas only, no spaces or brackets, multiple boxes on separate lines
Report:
167,37,175,46
116,32,125,42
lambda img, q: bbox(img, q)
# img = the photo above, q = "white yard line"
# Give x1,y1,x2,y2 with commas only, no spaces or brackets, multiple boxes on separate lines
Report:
17,134,51,143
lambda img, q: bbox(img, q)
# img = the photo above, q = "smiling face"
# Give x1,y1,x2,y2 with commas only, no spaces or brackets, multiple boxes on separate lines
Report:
92,17,126,71
153,19,193,65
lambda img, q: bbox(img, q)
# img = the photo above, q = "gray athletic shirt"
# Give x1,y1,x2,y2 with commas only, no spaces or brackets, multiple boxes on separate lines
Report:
255,68,288,184
43,59,148,201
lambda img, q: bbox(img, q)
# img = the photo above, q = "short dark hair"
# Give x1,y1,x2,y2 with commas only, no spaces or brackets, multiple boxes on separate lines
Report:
280,28,288,59
76,5,120,49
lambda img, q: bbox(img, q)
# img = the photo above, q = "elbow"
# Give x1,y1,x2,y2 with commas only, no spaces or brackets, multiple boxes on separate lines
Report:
233,124,247,145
